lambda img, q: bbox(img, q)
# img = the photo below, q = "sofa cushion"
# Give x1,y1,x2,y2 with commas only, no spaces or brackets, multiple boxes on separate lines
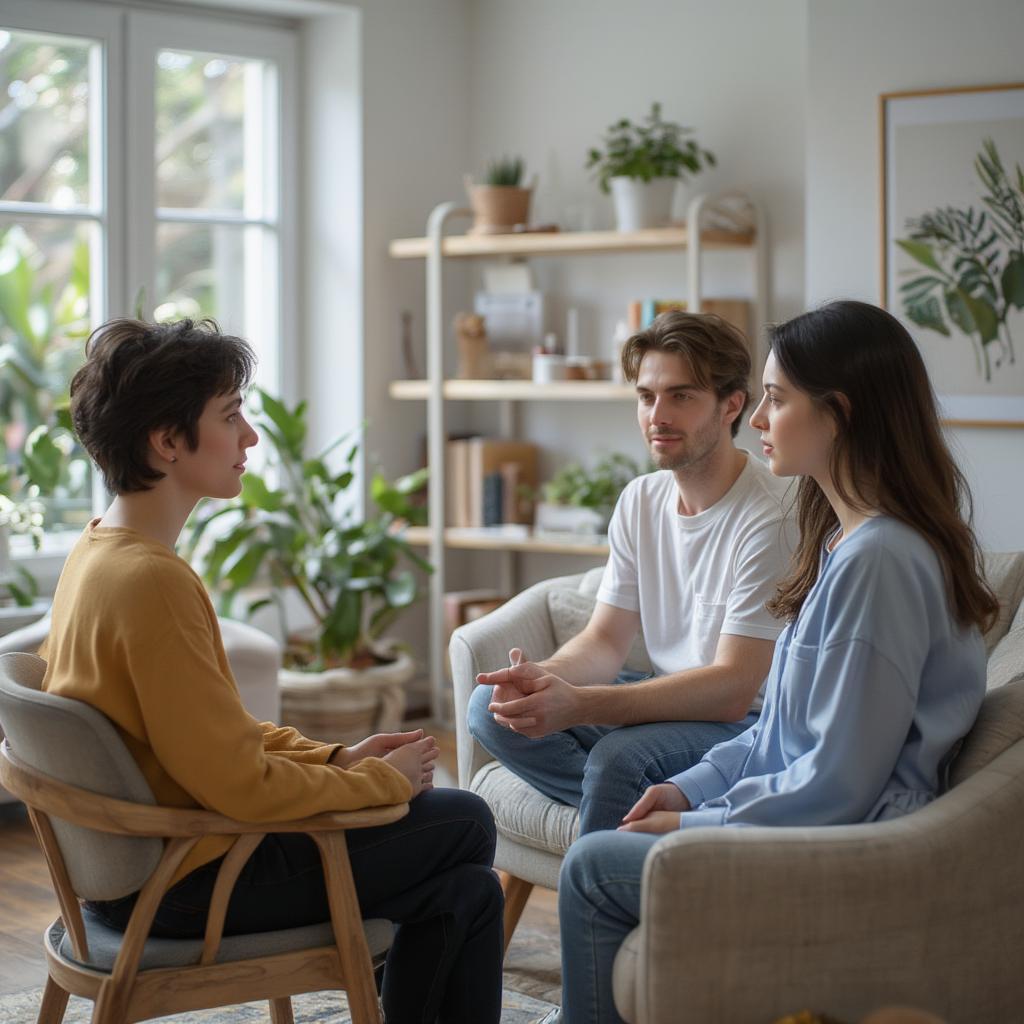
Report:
470,761,578,856
547,589,653,675
982,552,1024,655
950,678,1024,786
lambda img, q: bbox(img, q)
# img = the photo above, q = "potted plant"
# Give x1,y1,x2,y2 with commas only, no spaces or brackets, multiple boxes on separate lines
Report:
464,155,535,235
183,390,432,743
534,452,650,536
586,102,716,231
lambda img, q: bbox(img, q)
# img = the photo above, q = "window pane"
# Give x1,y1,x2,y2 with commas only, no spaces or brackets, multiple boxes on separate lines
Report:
0,29,94,208
155,221,278,392
156,50,270,213
0,219,94,532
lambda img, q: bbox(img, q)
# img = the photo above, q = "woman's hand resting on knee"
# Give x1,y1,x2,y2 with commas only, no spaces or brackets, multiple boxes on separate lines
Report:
618,782,690,834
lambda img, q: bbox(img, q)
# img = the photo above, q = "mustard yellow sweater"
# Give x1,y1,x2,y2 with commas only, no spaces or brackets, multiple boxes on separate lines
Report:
42,521,412,885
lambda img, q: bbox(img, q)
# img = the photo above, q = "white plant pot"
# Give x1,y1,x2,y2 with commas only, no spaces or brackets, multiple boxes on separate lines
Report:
534,501,610,536
609,176,678,231
278,647,416,745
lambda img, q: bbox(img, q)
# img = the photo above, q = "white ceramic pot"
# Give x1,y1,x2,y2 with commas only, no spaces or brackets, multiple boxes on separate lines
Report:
609,176,678,231
534,501,611,537
278,647,416,745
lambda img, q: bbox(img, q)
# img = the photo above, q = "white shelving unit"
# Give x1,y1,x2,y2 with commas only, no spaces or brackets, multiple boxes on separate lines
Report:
389,192,767,721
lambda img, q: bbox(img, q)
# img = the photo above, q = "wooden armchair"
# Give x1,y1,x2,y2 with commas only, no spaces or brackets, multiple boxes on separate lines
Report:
0,652,408,1024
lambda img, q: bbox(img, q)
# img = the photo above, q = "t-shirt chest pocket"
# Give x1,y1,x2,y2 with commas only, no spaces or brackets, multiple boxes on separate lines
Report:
695,596,727,646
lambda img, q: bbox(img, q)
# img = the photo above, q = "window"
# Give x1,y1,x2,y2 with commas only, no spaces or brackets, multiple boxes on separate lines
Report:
0,1,296,566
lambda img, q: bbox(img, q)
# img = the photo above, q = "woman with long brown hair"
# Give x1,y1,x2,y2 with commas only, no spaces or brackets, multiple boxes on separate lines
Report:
551,300,998,1024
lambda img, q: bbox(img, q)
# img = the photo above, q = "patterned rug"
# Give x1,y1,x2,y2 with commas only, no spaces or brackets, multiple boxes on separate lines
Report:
0,987,555,1023
0,924,562,1023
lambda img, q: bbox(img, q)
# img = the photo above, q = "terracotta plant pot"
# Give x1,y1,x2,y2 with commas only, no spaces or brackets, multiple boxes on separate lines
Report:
278,648,416,745
464,175,533,235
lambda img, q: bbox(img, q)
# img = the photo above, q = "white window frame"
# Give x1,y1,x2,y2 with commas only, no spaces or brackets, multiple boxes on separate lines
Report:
126,9,298,401
2,0,299,579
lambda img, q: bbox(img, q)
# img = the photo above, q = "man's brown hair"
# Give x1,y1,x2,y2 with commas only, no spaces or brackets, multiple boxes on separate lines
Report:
70,317,255,495
620,310,752,437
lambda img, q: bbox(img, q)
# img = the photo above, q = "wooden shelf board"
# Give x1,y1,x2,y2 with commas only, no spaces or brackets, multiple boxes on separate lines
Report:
388,225,754,260
389,379,636,401
402,525,609,556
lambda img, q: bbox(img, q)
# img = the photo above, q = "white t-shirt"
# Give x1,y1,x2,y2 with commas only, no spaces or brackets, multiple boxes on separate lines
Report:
596,452,796,709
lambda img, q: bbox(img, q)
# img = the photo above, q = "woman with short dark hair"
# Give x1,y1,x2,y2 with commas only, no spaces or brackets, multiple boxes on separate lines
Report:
44,316,504,1024
554,301,997,1024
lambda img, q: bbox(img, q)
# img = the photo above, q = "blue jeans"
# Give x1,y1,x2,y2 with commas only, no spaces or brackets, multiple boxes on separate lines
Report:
467,672,756,833
558,830,659,1024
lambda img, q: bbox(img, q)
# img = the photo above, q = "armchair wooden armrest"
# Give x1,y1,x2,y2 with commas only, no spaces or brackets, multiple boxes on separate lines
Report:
0,738,407,1021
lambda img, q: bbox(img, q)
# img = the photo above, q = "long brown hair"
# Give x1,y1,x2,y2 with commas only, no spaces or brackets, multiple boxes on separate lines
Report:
765,301,997,632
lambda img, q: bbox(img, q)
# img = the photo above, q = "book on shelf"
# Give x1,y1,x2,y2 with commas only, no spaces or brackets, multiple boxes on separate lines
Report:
627,298,750,339
445,437,538,528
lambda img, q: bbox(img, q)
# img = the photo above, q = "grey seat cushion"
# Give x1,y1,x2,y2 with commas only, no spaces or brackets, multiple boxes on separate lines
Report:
471,761,578,856
55,909,395,972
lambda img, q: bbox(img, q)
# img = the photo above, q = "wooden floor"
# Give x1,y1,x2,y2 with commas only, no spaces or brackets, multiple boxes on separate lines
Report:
0,725,558,997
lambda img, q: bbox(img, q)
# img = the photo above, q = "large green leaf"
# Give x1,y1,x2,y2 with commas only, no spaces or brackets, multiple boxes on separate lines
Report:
1002,253,1024,309
384,572,417,608
896,239,943,273
221,540,271,589
945,289,976,337
963,293,999,344
257,390,306,454
240,472,283,511
903,294,949,336
22,426,63,494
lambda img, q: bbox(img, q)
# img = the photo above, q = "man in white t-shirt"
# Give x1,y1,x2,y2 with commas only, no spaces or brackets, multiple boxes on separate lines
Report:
468,310,796,834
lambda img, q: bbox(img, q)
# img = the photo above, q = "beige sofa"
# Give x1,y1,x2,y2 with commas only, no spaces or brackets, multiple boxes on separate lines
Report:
450,552,1024,1023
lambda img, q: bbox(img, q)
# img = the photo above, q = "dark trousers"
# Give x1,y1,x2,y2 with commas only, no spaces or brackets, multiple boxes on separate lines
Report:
89,788,503,1024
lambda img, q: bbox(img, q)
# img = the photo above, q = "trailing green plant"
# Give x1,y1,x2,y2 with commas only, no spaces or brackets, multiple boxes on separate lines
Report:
540,452,650,519
586,101,716,195
897,138,1024,381
483,156,525,187
182,389,432,671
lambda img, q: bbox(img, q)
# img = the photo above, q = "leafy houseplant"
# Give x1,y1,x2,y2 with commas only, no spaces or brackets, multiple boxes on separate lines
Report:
535,452,649,535
897,138,1024,382
586,102,716,231
464,154,534,236
184,390,431,673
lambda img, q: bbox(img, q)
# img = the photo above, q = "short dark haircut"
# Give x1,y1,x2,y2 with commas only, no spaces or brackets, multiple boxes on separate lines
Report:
620,310,752,437
70,317,256,494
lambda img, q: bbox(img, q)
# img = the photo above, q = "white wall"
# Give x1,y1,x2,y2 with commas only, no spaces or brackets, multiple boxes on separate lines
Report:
805,0,1024,551
455,0,809,583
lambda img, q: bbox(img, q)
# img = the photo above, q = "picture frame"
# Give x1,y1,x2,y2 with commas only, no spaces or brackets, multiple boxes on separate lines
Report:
879,82,1024,428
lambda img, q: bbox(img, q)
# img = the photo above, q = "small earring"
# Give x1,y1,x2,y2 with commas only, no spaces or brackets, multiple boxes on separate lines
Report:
170,457,177,463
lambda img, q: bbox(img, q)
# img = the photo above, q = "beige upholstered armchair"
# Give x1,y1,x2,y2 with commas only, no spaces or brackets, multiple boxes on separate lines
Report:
451,553,1024,1023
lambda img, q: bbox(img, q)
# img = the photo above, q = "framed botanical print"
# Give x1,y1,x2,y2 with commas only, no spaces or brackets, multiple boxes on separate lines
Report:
880,82,1024,427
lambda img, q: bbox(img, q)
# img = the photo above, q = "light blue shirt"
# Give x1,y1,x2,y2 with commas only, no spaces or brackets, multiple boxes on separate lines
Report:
671,516,986,829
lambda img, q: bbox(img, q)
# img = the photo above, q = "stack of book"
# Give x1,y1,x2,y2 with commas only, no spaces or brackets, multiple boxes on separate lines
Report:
445,437,538,528
627,298,750,338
